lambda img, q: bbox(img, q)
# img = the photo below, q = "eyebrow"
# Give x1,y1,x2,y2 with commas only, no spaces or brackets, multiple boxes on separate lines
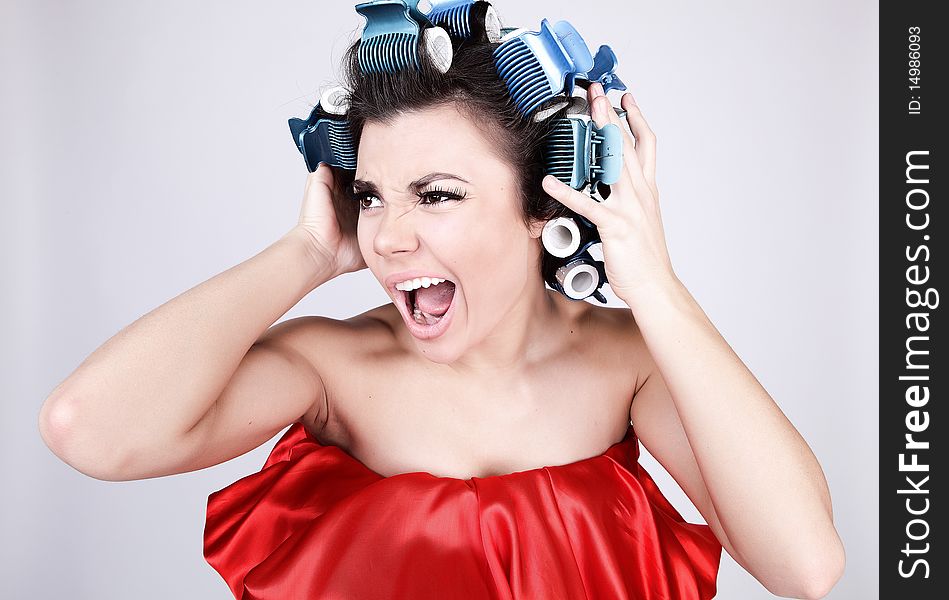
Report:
351,172,470,195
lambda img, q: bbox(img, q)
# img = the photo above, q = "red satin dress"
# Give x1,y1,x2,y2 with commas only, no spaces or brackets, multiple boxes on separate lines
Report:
204,422,722,599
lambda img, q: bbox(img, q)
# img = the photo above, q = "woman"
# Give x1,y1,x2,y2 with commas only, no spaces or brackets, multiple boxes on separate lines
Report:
39,2,844,598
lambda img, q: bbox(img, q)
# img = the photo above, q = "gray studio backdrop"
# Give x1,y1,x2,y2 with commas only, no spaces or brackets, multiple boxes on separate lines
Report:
1,0,877,598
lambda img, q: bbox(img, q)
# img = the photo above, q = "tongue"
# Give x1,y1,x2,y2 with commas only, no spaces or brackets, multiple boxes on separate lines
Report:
414,282,455,317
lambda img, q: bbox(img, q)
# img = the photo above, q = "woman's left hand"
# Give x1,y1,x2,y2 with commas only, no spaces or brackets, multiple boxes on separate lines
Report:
541,82,677,305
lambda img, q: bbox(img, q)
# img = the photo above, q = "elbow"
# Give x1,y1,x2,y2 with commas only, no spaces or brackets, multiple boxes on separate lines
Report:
796,563,844,600
39,393,132,482
38,393,76,463
769,535,846,599
803,533,846,599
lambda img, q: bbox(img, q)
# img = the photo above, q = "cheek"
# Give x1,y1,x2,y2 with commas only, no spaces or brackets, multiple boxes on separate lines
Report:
427,221,470,269
454,216,532,289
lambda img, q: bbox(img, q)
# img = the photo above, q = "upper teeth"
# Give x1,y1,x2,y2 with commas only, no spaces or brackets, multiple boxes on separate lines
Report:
396,277,447,291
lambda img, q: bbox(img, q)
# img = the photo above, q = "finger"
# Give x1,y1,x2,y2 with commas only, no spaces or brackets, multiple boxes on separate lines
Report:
304,164,333,206
590,83,636,163
307,163,336,194
590,84,649,194
589,88,635,198
542,174,607,227
621,93,657,187
589,83,635,166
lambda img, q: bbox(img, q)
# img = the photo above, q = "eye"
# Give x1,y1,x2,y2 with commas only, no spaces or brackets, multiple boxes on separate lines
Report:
354,192,383,212
420,186,467,206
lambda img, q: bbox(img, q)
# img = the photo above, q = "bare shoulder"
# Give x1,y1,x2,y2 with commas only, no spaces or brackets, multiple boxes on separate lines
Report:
257,305,398,441
585,300,640,332
580,301,652,393
580,300,645,346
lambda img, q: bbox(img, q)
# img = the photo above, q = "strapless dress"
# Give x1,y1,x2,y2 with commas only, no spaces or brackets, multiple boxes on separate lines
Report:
204,422,722,599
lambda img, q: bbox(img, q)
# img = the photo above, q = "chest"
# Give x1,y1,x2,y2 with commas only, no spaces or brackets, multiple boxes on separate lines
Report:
319,351,639,479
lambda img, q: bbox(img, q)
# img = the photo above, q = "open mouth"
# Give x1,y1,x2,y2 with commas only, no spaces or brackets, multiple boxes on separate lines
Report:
402,280,456,325
394,278,457,338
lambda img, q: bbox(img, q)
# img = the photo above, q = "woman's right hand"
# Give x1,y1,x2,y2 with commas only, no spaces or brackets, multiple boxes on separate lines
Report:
293,164,367,279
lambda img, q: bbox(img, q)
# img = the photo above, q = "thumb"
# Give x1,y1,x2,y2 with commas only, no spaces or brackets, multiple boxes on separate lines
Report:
541,175,604,227
299,164,335,223
310,162,335,192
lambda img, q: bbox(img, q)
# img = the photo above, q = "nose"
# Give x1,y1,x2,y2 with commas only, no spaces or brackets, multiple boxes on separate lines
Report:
372,205,421,257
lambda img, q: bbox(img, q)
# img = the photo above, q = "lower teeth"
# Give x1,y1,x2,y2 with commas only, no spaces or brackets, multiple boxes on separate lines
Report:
413,306,443,326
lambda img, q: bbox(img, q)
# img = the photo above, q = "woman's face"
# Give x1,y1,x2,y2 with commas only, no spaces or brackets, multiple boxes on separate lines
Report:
354,103,543,364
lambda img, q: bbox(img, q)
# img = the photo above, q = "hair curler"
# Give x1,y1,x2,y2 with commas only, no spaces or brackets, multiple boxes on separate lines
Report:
493,19,594,116
424,0,502,42
288,86,357,172
542,212,599,258
576,45,627,93
543,114,623,190
543,248,609,304
355,0,454,74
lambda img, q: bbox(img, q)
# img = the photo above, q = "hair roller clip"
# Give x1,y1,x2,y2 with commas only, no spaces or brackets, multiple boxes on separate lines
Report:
288,87,357,172
355,0,454,74
582,45,627,93
424,0,502,43
543,114,623,190
493,19,595,116
543,247,609,304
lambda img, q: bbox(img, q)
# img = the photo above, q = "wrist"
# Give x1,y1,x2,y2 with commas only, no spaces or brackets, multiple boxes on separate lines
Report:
278,227,340,291
618,271,687,313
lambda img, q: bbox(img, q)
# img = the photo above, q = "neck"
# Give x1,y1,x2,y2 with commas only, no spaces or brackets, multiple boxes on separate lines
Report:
446,278,565,378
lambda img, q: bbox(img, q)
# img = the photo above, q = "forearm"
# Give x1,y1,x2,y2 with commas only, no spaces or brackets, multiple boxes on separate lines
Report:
624,277,842,586
40,227,335,464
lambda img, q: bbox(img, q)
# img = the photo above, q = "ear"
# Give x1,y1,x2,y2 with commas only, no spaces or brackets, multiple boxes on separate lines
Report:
527,216,546,240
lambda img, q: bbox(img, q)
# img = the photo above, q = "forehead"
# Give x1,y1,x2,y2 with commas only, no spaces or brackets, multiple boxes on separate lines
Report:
355,103,513,185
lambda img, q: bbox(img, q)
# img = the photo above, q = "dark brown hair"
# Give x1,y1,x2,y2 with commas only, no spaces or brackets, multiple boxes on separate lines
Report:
338,15,577,233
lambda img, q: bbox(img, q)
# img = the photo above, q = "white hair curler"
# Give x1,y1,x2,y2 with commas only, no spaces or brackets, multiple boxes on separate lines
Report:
542,217,582,258
422,26,454,74
319,85,351,116
552,259,602,300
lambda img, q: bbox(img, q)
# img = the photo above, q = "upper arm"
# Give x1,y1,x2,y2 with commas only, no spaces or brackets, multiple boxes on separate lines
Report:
123,316,335,480
630,365,745,566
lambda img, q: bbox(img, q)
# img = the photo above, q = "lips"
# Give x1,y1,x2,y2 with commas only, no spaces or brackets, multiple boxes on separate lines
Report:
383,271,460,340
392,281,458,340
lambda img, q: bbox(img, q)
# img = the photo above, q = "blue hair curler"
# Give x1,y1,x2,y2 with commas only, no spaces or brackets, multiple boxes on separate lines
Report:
355,0,453,74
541,109,618,302
424,0,502,42
583,45,627,93
543,114,623,190
493,19,594,116
288,88,357,172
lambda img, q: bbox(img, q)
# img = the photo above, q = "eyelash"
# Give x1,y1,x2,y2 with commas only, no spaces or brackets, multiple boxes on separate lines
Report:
353,186,467,212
